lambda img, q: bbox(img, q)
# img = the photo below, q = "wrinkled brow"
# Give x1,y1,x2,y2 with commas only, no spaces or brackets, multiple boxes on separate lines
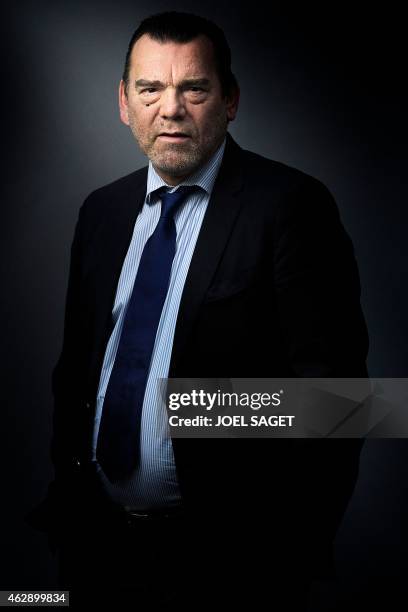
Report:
135,78,210,89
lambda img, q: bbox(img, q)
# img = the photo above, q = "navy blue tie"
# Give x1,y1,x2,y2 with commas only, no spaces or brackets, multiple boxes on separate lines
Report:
96,185,196,482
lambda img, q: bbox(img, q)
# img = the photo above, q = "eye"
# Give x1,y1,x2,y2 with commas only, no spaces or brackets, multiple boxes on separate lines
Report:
189,87,204,92
141,88,157,94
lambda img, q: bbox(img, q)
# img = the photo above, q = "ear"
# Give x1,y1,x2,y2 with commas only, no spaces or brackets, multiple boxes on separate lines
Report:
226,87,240,122
119,79,130,126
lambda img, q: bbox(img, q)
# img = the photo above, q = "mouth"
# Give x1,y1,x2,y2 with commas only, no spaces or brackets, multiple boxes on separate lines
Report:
157,132,191,142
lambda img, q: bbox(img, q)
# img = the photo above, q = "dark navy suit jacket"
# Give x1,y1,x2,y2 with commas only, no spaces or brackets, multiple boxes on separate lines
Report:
27,133,369,577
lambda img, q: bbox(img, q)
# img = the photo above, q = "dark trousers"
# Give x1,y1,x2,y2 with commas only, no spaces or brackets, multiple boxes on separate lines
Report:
56,503,311,609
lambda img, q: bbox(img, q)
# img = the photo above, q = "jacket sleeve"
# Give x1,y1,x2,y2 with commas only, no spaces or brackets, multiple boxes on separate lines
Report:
272,175,369,378
50,200,91,479
272,176,370,553
24,199,91,543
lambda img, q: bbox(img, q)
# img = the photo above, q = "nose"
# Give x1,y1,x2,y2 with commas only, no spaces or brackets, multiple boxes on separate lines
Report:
159,86,186,120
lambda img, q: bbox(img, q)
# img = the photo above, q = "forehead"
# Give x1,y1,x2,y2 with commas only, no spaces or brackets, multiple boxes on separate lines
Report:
130,34,217,80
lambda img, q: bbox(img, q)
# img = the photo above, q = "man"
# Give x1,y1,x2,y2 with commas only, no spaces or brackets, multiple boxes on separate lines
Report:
26,10,368,609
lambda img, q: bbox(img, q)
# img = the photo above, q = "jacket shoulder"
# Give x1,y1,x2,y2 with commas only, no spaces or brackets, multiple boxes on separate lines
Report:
82,165,148,211
239,145,331,197
71,166,148,242
236,144,341,224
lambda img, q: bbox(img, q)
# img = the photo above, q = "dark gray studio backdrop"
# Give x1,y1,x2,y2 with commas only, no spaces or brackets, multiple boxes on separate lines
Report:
1,0,407,604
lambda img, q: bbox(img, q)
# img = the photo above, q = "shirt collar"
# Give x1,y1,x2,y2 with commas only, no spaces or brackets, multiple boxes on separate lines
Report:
145,137,226,204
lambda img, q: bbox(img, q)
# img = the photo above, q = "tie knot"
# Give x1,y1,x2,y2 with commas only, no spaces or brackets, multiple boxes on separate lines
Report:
158,185,198,219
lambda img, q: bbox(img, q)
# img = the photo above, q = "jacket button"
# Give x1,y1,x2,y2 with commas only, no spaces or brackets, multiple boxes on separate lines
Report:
74,458,81,468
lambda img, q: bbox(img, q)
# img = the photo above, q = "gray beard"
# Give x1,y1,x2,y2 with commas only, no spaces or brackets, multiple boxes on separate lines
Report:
148,144,206,178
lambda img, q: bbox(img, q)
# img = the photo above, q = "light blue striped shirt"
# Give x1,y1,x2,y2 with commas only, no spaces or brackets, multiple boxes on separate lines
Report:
92,138,226,510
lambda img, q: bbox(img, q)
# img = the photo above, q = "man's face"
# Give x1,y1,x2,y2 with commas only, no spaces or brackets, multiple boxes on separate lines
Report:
119,34,239,185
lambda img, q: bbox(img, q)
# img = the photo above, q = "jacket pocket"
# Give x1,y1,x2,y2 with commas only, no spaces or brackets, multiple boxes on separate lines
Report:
203,266,258,303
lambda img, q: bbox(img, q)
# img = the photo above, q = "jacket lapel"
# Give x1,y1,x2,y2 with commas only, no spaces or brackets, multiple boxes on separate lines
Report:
168,133,245,376
87,168,148,397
